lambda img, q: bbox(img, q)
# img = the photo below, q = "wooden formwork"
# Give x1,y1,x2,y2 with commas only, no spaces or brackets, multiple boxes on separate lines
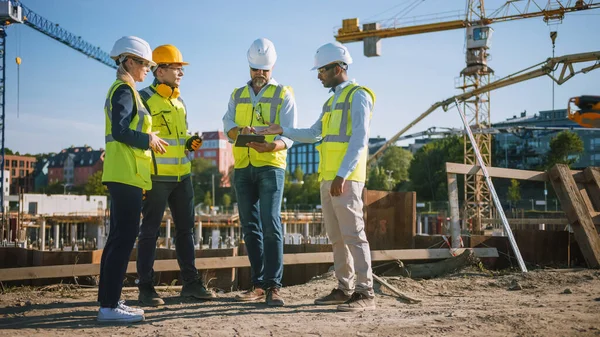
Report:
548,165,600,268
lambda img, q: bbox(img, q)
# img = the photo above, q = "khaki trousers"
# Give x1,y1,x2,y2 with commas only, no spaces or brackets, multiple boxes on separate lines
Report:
320,180,374,298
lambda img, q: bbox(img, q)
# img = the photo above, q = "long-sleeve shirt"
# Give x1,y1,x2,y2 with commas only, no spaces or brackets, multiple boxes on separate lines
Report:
222,78,297,149
281,80,373,180
110,84,150,150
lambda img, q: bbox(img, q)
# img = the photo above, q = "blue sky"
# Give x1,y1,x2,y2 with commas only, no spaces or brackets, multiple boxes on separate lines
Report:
4,0,599,154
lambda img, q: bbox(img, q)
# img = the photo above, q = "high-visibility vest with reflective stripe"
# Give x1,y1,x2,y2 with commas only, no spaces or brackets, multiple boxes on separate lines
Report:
318,84,375,182
139,85,191,182
232,84,289,169
102,80,153,190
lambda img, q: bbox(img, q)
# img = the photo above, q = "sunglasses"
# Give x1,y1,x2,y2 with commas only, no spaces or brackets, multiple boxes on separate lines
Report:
160,65,185,73
131,58,152,68
317,62,346,74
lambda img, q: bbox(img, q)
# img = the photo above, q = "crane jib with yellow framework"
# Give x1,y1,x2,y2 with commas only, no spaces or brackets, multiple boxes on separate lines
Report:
336,1,600,46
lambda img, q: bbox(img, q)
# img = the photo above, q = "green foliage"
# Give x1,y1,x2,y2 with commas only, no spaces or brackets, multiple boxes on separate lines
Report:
507,179,521,204
84,170,108,196
545,131,584,169
378,146,413,183
366,166,388,191
192,157,223,206
293,165,304,182
222,193,232,208
203,191,212,207
408,136,464,200
283,172,320,206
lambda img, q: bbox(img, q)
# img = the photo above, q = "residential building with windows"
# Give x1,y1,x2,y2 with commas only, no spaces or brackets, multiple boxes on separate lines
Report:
190,131,234,186
3,154,36,194
48,146,104,189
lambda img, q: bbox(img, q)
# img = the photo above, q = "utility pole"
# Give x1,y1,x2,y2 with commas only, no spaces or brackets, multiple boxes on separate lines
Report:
211,174,215,209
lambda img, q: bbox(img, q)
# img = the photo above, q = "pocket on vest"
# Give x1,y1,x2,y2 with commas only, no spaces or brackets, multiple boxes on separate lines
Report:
133,150,152,183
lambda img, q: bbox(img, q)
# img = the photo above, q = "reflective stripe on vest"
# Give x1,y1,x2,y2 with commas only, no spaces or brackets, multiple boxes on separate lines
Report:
102,80,153,190
232,84,288,169
140,84,191,182
319,84,375,183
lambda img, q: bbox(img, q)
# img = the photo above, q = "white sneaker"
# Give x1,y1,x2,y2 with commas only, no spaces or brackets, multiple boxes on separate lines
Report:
118,300,144,315
97,307,144,323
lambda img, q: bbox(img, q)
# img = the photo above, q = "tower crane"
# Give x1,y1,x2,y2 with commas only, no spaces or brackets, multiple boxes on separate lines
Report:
0,0,116,227
335,0,600,232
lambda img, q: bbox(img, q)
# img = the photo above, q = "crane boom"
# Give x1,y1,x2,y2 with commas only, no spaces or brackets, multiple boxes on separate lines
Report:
0,0,116,236
368,51,600,164
336,1,600,44
19,3,116,69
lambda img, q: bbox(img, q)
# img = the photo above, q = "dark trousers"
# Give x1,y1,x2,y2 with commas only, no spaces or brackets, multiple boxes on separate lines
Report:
98,182,142,308
234,165,285,289
137,177,198,285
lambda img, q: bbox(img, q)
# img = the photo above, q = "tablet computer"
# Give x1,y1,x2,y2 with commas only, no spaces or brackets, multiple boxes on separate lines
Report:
235,134,266,147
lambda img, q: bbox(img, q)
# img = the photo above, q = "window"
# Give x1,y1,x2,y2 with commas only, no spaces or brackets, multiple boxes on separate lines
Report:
211,160,216,166
19,169,24,176
591,138,600,151
11,169,15,176
19,160,24,167
11,160,17,167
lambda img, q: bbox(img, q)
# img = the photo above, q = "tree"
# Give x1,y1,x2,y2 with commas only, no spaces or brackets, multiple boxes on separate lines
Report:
222,193,231,209
203,191,212,208
366,165,388,191
191,157,224,206
84,170,108,196
378,146,413,187
293,165,304,182
507,179,521,209
408,136,464,200
545,131,584,169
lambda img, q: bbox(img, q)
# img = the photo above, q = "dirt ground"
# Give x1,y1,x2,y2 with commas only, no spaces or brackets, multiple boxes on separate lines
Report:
0,268,599,337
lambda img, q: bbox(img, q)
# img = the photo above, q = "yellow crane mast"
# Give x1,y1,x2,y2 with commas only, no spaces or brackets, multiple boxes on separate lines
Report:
335,0,599,233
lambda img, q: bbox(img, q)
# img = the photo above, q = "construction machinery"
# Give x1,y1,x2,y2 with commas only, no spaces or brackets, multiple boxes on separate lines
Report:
0,0,116,238
335,0,600,232
568,96,600,128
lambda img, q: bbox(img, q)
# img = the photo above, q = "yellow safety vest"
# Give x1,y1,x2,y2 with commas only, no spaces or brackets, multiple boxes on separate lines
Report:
232,84,289,169
139,84,191,182
318,84,375,182
102,80,153,190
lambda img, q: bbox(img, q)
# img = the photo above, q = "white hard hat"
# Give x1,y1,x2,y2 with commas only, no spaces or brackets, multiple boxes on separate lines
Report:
311,42,353,70
110,36,156,66
247,38,277,70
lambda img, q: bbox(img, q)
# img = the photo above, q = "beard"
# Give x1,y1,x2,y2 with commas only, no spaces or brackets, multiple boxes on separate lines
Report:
252,76,267,88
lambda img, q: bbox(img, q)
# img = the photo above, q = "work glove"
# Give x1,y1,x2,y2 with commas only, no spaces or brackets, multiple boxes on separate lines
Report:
186,134,203,151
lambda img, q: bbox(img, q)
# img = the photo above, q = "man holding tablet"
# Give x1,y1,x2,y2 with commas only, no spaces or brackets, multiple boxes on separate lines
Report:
222,38,297,306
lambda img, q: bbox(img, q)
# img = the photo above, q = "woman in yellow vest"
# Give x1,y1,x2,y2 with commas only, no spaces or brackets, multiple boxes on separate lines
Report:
97,36,167,324
258,42,376,312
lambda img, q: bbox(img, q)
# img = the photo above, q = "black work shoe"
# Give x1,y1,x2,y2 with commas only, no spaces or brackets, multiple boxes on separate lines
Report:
138,283,165,307
314,288,351,305
235,287,266,302
337,292,376,312
181,280,216,300
266,287,285,307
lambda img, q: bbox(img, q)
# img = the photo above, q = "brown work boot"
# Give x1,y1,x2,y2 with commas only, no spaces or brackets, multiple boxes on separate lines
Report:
266,287,285,307
234,287,265,302
337,292,376,312
314,288,351,305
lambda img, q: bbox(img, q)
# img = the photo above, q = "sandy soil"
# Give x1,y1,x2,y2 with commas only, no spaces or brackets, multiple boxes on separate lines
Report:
0,268,599,337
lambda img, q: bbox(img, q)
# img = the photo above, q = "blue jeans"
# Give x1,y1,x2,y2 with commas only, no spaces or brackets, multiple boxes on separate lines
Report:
98,182,142,308
234,165,285,289
137,177,198,285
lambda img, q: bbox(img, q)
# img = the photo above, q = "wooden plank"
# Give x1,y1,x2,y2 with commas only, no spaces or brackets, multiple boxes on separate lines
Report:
447,173,461,248
0,248,498,281
584,167,600,211
549,164,600,268
445,163,586,183
483,218,600,226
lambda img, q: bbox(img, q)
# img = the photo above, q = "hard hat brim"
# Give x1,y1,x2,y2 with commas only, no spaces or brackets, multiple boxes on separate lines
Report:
249,63,273,71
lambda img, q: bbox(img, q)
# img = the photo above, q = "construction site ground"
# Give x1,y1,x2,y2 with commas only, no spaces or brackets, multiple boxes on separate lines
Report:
0,268,599,337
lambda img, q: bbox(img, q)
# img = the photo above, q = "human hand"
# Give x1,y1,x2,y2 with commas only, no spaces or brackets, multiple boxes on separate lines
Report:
149,131,168,154
330,176,345,197
247,141,276,153
239,126,255,135
256,121,283,136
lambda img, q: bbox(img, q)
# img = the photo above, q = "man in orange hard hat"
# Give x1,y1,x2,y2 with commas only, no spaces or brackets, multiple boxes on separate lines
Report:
136,45,214,306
